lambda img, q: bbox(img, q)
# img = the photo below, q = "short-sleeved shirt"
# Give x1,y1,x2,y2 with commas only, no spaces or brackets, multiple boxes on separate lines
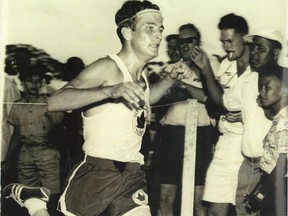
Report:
163,57,219,127
214,58,248,134
7,96,64,143
260,106,288,174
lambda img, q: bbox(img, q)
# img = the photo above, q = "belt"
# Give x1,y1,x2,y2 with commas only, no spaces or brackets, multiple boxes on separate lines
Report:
246,156,261,163
25,141,50,146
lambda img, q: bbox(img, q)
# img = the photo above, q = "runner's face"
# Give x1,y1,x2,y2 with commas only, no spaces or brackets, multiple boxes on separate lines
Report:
131,13,164,60
220,28,246,61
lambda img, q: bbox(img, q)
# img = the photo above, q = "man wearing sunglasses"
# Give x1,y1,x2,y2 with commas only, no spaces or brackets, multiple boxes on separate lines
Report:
178,36,200,46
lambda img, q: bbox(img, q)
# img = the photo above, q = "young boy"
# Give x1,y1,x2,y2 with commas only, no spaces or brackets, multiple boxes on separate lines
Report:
4,63,64,215
246,65,288,216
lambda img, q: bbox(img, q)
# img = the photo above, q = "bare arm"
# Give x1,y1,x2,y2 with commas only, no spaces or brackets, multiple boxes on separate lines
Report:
149,61,193,105
190,47,226,110
48,58,146,111
185,84,207,104
48,86,116,111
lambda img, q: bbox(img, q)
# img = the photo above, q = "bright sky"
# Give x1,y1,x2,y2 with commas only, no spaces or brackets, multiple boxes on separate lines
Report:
0,0,287,66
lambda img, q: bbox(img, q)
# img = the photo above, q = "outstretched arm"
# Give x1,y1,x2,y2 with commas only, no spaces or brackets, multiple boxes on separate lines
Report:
149,61,193,105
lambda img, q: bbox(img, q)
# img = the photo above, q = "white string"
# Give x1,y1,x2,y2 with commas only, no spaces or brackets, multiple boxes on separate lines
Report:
150,100,190,108
2,102,47,105
2,100,190,108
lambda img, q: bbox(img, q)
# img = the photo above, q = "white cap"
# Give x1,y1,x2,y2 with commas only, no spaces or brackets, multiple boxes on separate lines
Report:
245,26,283,47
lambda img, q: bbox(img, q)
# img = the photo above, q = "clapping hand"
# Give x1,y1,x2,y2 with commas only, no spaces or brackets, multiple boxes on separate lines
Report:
190,46,214,78
189,46,209,70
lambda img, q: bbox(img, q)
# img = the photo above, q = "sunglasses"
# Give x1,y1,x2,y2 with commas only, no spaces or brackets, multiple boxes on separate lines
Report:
178,37,199,45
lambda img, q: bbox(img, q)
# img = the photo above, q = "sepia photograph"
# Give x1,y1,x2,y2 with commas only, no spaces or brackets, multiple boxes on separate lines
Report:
0,0,287,215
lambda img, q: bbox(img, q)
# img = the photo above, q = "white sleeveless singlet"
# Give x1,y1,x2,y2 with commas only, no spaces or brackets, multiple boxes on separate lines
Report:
82,54,150,164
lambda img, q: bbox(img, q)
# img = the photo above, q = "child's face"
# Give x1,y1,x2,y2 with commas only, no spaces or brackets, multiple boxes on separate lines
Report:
23,75,43,95
258,75,282,108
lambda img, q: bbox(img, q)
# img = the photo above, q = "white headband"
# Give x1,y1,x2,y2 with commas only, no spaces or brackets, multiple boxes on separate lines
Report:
117,9,162,26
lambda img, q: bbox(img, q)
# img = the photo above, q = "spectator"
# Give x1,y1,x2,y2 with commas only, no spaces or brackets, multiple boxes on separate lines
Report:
63,56,85,82
190,13,251,215
4,63,64,215
245,65,287,216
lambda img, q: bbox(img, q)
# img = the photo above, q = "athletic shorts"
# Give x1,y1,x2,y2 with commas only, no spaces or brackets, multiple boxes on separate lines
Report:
58,156,150,216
